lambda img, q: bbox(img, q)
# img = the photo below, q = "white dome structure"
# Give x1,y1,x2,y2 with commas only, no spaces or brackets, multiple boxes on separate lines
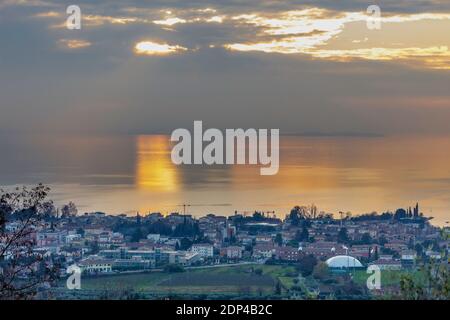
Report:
326,255,363,269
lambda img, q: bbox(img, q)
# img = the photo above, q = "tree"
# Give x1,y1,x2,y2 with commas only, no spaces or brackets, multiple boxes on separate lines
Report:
60,201,78,218
0,184,58,299
296,226,309,242
415,243,424,257
179,237,192,250
274,280,282,295
310,204,318,219
42,203,57,218
312,262,329,280
173,221,201,237
337,227,349,243
360,232,372,244
275,233,283,246
252,211,264,221
76,227,85,237
408,237,414,250
289,207,300,226
373,246,379,260
297,254,317,277
89,241,100,254
400,262,449,300
394,208,407,220
164,264,185,273
378,235,388,246
130,228,143,242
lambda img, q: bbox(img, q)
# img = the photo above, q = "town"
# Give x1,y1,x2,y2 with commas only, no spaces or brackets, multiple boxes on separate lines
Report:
2,196,448,299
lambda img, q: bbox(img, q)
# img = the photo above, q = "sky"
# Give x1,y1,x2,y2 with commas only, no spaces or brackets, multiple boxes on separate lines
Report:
0,0,450,136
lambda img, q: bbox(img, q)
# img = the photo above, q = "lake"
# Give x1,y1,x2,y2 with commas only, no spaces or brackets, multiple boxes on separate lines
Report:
0,134,449,226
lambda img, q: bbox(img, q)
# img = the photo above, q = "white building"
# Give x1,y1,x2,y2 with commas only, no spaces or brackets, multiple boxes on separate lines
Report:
401,250,417,261
326,255,363,269
191,244,214,258
65,234,82,244
5,222,21,233
78,256,113,274
147,234,161,242
253,244,275,259
176,251,201,265
36,230,67,246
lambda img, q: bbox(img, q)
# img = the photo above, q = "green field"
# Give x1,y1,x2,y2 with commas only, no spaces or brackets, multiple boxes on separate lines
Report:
57,264,424,299
60,264,298,298
352,269,426,287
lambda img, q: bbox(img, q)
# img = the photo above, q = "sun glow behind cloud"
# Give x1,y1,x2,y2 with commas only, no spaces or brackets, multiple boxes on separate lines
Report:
2,0,450,141
28,3,450,69
153,15,224,26
224,10,359,54
134,41,187,55
153,17,187,26
223,9,450,69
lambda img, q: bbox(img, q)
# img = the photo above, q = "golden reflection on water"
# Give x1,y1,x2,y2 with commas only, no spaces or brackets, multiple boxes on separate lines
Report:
102,135,450,225
135,135,179,192
2,134,448,225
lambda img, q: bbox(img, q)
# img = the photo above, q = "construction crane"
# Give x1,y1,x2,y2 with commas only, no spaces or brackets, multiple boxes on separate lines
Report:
172,203,233,215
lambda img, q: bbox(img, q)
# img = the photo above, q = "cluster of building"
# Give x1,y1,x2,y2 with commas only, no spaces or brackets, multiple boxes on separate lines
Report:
3,205,449,277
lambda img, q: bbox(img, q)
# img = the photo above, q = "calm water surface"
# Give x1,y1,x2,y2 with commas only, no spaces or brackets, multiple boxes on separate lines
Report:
0,134,449,226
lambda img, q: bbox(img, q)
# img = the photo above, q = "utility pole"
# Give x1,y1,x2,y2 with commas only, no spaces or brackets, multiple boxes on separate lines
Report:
181,203,191,215
339,211,344,227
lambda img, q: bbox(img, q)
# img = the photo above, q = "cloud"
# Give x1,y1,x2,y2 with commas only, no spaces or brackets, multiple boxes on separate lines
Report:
339,95,450,109
153,17,187,26
134,41,188,55
222,9,450,69
5,2,450,69
0,0,55,10
59,39,92,49
1,0,450,136
309,46,450,70
31,4,450,69
33,10,60,18
84,14,142,26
